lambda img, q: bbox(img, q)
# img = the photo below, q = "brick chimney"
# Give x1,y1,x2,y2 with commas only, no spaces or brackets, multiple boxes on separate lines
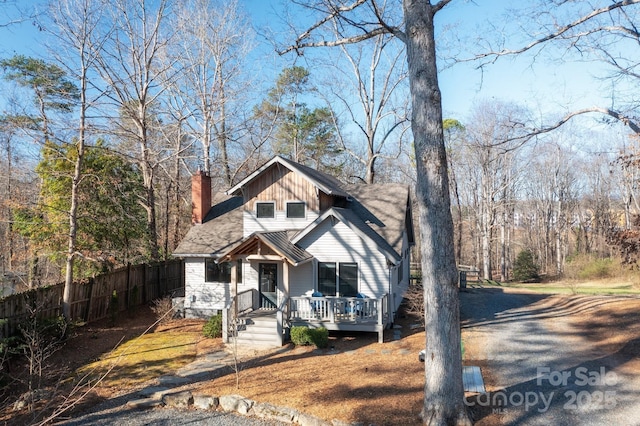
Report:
191,170,211,225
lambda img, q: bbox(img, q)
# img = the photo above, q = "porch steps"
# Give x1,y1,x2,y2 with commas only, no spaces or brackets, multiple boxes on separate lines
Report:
232,310,283,347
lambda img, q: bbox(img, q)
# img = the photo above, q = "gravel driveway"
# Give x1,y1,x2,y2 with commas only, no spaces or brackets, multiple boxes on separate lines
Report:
59,407,286,426
460,287,640,426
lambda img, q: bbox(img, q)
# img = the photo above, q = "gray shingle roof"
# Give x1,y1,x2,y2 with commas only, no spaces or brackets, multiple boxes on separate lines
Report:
172,193,243,257
173,158,414,262
343,183,413,255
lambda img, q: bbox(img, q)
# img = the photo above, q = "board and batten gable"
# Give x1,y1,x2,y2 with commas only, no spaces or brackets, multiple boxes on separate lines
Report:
242,164,327,237
242,164,321,211
296,217,392,298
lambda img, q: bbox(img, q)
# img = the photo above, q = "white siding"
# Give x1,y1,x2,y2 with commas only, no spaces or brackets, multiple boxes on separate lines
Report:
394,229,411,312
289,261,314,297
184,258,230,317
243,210,319,237
297,219,391,298
236,259,255,294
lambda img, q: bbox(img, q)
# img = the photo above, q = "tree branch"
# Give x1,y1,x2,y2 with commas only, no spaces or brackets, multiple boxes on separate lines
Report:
278,0,406,55
494,106,640,146
468,0,640,62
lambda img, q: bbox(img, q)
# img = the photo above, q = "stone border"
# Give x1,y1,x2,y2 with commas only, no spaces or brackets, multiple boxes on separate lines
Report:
128,389,364,426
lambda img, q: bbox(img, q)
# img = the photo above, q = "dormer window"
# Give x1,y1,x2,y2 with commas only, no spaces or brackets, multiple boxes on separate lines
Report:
286,202,306,219
256,202,275,218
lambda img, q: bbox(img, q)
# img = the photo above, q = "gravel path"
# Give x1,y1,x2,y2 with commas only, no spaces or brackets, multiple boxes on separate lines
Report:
58,406,285,426
460,287,640,426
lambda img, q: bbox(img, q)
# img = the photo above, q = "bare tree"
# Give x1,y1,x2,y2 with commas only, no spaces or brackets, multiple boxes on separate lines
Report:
461,101,529,280
466,1,640,156
170,0,254,185
323,32,410,183
280,1,471,423
18,297,67,404
443,118,466,266
524,141,580,275
92,0,176,260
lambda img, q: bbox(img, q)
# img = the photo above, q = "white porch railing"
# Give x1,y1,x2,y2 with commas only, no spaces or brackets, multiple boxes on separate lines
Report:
289,294,388,325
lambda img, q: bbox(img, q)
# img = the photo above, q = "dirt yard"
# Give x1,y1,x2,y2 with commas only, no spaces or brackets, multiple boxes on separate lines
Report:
2,288,640,425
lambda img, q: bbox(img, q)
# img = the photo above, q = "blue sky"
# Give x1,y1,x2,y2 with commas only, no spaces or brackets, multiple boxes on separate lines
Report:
0,1,618,125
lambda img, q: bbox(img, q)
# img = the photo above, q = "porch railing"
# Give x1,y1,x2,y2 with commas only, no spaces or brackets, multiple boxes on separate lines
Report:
289,294,388,325
236,289,254,314
260,292,277,310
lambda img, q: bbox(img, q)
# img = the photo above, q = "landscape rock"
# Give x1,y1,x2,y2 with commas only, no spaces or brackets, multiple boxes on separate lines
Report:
12,389,53,411
331,420,364,426
126,398,163,409
193,394,219,410
162,390,193,408
252,401,299,423
137,386,171,398
219,394,254,414
297,411,332,426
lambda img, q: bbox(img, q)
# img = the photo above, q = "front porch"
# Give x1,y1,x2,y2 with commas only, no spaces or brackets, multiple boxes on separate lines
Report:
223,290,390,345
289,294,389,343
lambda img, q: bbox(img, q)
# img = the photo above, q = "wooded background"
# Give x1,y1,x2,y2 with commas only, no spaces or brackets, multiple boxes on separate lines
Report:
2,0,640,296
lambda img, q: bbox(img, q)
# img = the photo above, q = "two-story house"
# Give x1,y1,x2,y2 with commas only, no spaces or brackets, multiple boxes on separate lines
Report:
173,155,414,346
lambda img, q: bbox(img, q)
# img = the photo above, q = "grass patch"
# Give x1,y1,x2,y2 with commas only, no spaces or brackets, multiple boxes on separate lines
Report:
77,331,200,389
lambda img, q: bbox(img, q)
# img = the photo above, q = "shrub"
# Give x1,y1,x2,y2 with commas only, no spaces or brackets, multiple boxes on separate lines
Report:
578,258,614,280
150,296,174,325
290,326,328,348
202,313,223,338
404,284,425,327
513,249,540,282
309,327,329,348
564,254,625,280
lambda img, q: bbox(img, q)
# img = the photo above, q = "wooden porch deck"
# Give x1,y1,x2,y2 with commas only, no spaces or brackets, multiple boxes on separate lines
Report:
228,291,390,344
288,295,389,342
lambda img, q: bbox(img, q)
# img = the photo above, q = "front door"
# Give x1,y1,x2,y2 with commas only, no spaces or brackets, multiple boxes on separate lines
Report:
259,263,277,309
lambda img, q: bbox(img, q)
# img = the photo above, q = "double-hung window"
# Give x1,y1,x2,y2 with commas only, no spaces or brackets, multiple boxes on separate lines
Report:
256,202,275,218
317,262,358,297
318,262,337,295
286,202,305,218
236,259,243,284
339,263,358,297
205,259,231,283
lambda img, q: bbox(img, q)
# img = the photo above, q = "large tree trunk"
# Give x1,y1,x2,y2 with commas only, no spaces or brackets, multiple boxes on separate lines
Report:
403,1,471,424
64,39,89,320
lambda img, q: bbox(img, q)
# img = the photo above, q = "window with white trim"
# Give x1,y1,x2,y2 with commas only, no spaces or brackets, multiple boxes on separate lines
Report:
236,259,243,284
318,262,358,297
256,202,275,218
205,259,231,283
286,201,306,218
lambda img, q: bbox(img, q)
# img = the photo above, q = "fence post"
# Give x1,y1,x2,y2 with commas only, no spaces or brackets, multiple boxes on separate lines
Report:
156,263,162,298
142,264,147,303
126,263,131,310
84,277,94,322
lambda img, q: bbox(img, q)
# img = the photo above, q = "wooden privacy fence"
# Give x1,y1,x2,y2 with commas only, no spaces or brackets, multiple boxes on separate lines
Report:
0,260,184,338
